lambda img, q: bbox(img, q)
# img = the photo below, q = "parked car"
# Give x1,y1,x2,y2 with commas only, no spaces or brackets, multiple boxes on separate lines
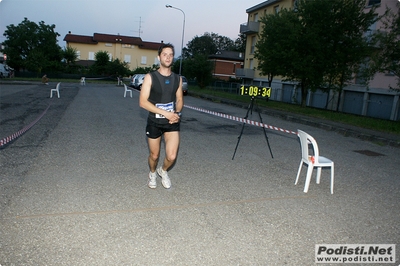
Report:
181,76,188,95
130,74,145,90
0,63,10,78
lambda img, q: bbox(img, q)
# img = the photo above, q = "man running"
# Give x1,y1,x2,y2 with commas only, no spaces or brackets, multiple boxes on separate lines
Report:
139,43,184,189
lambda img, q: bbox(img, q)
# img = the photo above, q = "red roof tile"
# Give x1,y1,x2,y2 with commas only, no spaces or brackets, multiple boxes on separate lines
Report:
63,34,97,44
63,33,163,50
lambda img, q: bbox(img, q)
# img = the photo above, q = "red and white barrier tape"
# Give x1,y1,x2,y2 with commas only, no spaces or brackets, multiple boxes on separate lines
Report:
0,105,50,148
184,104,298,135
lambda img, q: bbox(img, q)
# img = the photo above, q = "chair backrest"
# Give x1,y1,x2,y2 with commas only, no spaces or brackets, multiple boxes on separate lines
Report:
298,130,320,163
56,82,61,90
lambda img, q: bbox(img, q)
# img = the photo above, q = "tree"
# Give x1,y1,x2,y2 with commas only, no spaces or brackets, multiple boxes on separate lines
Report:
313,0,378,110
91,51,110,75
107,58,131,78
2,18,61,73
255,9,300,88
90,51,131,77
209,32,235,51
181,32,239,87
132,65,158,75
183,33,217,58
255,0,377,107
368,2,400,91
61,46,81,74
63,46,78,66
184,55,214,88
233,33,246,53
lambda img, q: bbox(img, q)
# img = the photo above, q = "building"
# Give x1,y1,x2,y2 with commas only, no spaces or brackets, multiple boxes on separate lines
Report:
209,50,244,81
237,0,399,121
63,32,163,70
237,0,294,83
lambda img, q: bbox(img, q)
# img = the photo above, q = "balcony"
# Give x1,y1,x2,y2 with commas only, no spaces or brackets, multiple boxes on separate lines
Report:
236,68,255,79
240,21,260,34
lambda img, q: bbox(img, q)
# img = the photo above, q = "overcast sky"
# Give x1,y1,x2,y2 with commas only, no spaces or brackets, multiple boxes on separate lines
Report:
0,0,263,56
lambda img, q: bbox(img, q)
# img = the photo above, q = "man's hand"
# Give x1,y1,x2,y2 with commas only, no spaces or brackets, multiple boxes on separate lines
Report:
165,112,181,124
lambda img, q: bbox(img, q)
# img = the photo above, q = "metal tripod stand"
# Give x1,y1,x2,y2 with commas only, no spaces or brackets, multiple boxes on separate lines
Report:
232,96,273,160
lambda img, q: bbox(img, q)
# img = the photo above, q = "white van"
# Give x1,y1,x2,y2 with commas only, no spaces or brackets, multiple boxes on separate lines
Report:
0,63,10,78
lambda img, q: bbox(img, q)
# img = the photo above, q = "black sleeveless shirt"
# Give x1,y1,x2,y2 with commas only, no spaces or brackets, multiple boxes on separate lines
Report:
148,71,180,124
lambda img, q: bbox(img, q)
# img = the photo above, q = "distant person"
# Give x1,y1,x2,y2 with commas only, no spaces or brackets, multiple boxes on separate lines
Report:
139,43,184,189
42,74,49,85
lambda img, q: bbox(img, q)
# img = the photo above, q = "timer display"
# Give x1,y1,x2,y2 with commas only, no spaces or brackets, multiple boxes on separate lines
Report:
239,85,271,98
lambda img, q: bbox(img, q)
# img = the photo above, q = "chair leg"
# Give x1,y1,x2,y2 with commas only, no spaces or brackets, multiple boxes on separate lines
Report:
124,91,126,97
57,91,60,98
295,161,303,185
303,164,314,193
316,167,322,184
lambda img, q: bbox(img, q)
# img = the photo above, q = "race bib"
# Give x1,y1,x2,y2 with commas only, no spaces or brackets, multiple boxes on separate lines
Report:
155,102,174,118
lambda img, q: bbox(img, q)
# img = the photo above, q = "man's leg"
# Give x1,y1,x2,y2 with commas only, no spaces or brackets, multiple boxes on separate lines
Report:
147,137,161,172
147,136,161,188
161,131,180,171
156,131,179,189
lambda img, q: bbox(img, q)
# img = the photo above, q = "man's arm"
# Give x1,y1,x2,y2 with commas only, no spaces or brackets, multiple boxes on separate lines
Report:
175,76,184,113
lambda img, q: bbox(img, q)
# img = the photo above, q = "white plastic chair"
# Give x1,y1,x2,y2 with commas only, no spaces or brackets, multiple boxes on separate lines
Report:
124,84,132,98
295,130,334,194
80,77,85,85
118,77,123,86
50,82,61,98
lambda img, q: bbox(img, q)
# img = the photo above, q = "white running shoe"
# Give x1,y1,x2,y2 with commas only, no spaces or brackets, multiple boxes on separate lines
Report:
157,167,171,189
148,171,157,189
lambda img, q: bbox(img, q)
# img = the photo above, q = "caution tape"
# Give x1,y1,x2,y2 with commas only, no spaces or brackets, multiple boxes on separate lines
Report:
184,104,298,135
0,104,50,148
0,103,297,148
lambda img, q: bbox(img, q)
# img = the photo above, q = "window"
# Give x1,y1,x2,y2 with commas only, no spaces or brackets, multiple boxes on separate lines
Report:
124,55,131,63
274,5,280,14
76,51,81,59
154,57,159,65
254,13,259,22
108,53,112,61
105,43,112,47
88,52,95,60
141,56,147,65
249,59,254,70
250,36,256,54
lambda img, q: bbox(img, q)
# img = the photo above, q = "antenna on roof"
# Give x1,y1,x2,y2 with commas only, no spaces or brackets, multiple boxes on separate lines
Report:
132,17,144,38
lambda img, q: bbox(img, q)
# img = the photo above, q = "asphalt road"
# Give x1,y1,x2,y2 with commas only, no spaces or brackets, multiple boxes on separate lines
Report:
0,82,399,265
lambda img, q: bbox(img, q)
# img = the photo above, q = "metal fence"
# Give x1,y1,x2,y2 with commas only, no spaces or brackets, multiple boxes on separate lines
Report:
209,81,400,121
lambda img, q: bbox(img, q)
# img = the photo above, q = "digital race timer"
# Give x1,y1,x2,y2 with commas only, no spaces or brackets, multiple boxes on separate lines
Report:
239,85,271,98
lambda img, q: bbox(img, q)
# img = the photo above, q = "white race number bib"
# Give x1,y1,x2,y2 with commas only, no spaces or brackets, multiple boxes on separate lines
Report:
155,102,174,118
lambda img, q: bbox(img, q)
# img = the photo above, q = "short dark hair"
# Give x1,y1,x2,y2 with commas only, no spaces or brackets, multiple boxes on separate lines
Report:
158,43,175,56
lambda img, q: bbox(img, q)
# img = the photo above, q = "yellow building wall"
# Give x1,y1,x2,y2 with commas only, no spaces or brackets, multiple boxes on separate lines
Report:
67,42,159,70
244,0,294,80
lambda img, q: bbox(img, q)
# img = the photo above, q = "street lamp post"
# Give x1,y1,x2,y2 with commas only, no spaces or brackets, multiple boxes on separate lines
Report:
166,4,185,76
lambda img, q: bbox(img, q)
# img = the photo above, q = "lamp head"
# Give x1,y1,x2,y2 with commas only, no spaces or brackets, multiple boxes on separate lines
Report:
166,4,172,8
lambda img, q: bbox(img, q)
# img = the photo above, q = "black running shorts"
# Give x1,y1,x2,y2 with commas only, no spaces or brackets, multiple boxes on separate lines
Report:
146,119,180,139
